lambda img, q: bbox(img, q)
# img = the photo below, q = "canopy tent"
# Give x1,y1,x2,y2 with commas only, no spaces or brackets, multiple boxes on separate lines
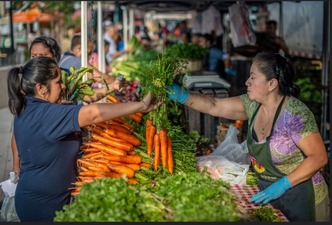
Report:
13,8,52,23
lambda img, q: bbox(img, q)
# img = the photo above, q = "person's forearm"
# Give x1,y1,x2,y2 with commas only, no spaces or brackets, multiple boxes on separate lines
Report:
78,101,146,127
184,93,248,120
184,92,216,114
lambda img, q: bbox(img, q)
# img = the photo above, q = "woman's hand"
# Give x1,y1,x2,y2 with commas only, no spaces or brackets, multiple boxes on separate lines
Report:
140,92,161,113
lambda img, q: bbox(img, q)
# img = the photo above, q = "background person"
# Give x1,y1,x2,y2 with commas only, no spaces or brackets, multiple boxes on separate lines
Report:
257,20,290,57
104,23,130,64
7,56,156,221
198,33,236,77
166,52,329,222
59,34,115,85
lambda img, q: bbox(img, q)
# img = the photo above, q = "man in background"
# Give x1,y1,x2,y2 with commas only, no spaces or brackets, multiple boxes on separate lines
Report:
257,20,290,57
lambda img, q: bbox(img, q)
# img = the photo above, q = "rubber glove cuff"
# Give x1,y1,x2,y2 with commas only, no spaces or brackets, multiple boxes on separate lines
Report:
166,84,189,104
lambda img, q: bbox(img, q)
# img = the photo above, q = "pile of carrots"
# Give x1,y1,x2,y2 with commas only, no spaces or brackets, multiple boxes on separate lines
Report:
70,99,150,196
145,119,173,174
107,95,143,123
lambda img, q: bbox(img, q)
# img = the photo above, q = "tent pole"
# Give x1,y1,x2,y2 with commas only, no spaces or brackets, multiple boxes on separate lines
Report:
320,0,330,141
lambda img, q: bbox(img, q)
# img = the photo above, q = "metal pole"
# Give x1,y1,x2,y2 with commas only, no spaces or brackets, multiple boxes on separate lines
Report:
81,1,88,79
8,1,14,53
320,0,330,141
97,1,105,73
129,8,134,40
121,5,128,49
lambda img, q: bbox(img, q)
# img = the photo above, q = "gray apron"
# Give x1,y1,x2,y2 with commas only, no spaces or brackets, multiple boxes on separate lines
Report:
247,96,315,222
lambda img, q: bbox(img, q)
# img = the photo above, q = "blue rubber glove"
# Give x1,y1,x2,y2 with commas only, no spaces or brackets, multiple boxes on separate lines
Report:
250,176,292,204
166,83,189,104
224,68,237,76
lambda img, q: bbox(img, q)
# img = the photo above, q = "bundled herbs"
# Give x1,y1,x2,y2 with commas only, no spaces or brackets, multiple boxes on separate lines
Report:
54,172,243,222
249,206,285,222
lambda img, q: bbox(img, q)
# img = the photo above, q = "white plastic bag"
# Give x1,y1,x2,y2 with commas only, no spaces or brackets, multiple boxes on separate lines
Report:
0,172,20,222
228,2,256,47
212,124,251,165
196,124,250,185
196,155,249,185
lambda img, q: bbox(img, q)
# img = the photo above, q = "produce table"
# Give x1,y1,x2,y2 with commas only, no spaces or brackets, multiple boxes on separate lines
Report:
230,184,288,222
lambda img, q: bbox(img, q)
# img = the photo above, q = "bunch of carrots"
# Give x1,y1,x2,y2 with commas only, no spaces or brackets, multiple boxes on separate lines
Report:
137,55,187,174
145,119,173,173
71,110,150,196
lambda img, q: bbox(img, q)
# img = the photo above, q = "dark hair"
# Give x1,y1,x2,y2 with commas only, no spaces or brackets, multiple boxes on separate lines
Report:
7,57,59,115
266,20,277,27
29,36,61,63
70,34,81,50
203,33,214,44
252,52,300,98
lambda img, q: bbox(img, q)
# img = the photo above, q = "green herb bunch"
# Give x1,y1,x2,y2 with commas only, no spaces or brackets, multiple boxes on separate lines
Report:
165,43,208,60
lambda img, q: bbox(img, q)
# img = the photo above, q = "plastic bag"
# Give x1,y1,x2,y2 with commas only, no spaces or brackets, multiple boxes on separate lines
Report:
212,124,251,165
0,172,20,222
228,2,256,47
196,155,249,185
196,124,250,185
0,195,20,222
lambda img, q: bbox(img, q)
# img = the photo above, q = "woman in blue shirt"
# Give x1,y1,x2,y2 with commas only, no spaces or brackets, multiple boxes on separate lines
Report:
7,56,155,221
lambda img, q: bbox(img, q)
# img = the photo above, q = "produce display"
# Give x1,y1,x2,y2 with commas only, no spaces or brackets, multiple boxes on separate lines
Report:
53,42,287,222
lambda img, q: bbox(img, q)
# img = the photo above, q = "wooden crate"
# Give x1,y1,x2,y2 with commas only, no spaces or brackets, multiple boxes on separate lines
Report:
184,89,229,142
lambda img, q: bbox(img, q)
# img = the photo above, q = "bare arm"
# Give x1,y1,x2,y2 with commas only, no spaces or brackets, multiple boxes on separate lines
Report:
276,37,289,55
287,132,328,186
78,92,155,127
11,134,20,175
184,93,248,121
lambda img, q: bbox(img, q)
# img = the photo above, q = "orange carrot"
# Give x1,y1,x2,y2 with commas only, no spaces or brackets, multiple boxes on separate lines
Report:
167,136,173,174
105,129,141,146
71,188,81,196
154,133,161,170
107,95,120,103
91,133,133,152
135,112,144,118
78,170,107,178
92,158,110,165
159,128,168,168
82,152,102,159
145,119,152,141
111,118,134,131
127,178,138,185
108,124,132,134
83,148,100,153
108,161,141,171
89,142,127,156
140,162,152,169
129,113,143,123
147,125,156,155
77,158,97,168
107,164,135,178
102,153,142,164
127,151,136,155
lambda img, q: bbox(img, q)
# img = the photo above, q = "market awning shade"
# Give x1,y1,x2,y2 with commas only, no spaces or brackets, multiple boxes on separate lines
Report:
13,8,52,23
